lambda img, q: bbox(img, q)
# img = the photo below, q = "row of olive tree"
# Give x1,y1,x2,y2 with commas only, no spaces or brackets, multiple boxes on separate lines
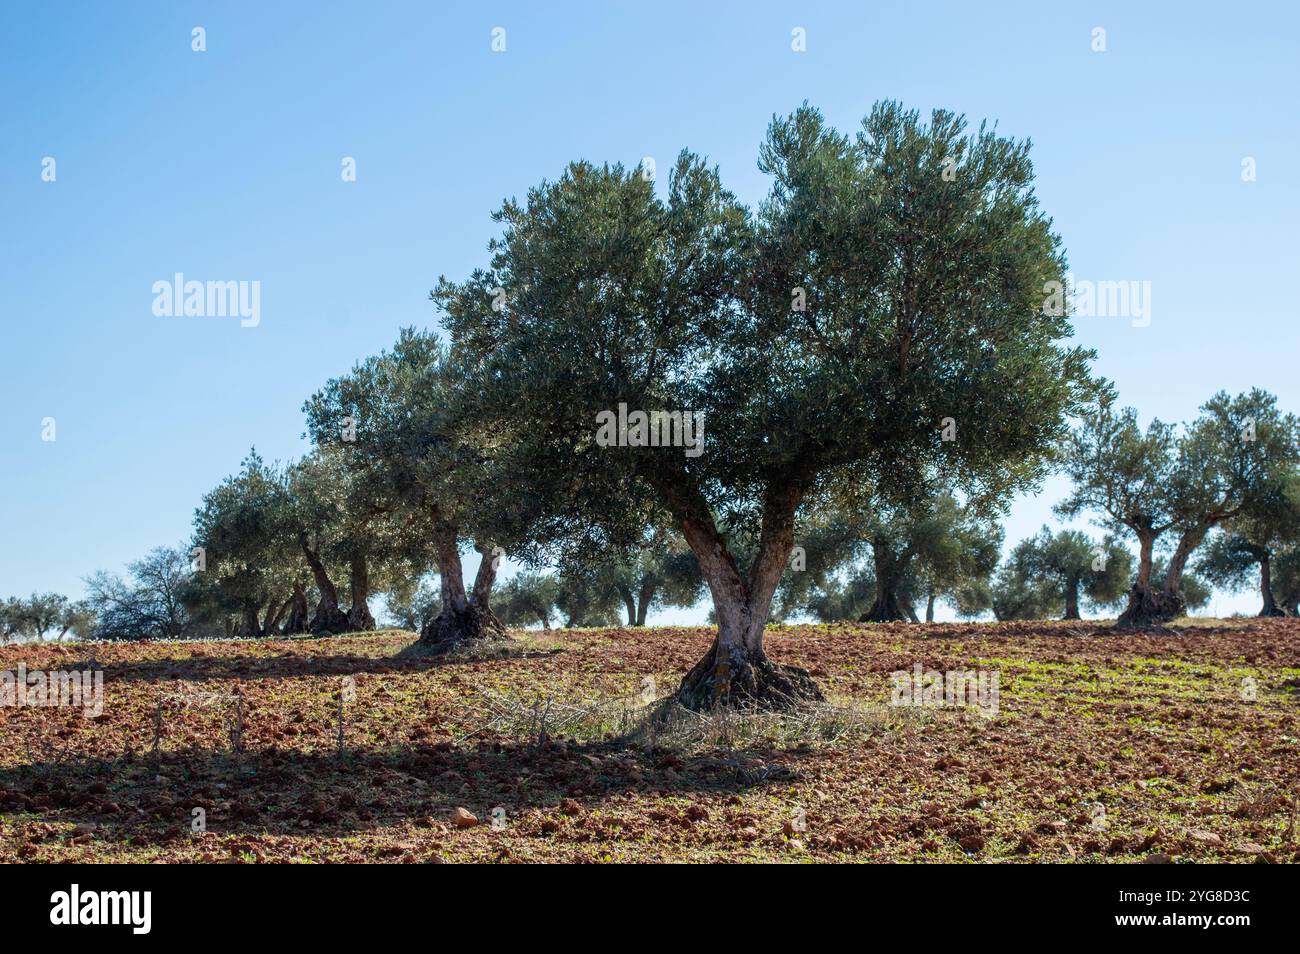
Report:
23,101,1296,718
170,100,1086,712
0,593,95,642
185,448,408,640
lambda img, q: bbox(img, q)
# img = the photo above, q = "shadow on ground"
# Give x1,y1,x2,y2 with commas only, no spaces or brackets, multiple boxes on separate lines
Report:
74,645,567,684
0,734,806,850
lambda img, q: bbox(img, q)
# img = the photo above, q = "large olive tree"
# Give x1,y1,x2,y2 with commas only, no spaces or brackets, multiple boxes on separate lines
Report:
439,103,1093,708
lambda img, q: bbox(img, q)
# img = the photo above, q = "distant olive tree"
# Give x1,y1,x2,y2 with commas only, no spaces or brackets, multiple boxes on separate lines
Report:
305,331,508,648
493,573,561,629
1061,390,1299,626
0,593,95,642
1001,528,1132,620
1197,470,1300,616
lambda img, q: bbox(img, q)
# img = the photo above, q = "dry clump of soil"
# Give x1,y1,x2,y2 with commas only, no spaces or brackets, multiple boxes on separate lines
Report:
1,619,1298,863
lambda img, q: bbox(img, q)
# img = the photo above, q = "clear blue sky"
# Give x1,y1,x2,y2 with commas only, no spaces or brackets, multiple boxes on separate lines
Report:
2,1,1296,621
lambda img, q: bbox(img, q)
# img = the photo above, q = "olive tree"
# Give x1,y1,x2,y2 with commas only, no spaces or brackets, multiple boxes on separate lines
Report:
1197,469,1300,615
191,451,300,638
799,493,1001,623
305,330,508,648
439,103,1093,708
1160,391,1299,615
1057,400,1177,625
494,572,562,629
913,505,1003,623
979,563,1058,621
849,493,1003,622
606,531,704,626
1004,527,1132,619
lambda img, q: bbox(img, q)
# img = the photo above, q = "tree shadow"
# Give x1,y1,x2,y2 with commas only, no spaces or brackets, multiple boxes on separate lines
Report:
82,645,566,684
0,735,805,852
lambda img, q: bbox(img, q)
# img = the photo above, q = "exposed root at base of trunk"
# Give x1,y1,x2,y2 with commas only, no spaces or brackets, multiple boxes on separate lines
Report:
857,594,911,623
414,603,509,654
672,642,824,713
310,606,351,636
1116,585,1185,629
346,604,377,632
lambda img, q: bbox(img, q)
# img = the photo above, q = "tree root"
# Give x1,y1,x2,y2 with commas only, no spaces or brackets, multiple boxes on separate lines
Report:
1116,585,1185,629
416,602,508,653
672,642,824,712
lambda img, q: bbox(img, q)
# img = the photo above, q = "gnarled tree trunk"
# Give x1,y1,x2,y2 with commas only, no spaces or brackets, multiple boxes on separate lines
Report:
636,580,654,626
283,583,311,634
239,602,263,639
418,525,506,647
925,593,936,623
1256,552,1283,616
671,484,823,711
1117,529,1182,627
301,536,349,634
264,596,291,636
859,546,911,622
471,540,500,614
1063,578,1081,620
346,556,376,631
861,590,907,621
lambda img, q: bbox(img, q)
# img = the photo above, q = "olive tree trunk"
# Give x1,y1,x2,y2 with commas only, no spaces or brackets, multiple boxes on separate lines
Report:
283,583,311,634
239,603,262,639
264,596,291,635
346,556,376,631
418,523,506,647
635,580,654,626
859,546,911,622
301,536,349,633
670,483,823,711
1258,553,1284,616
1117,529,1182,627
1063,578,1081,620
